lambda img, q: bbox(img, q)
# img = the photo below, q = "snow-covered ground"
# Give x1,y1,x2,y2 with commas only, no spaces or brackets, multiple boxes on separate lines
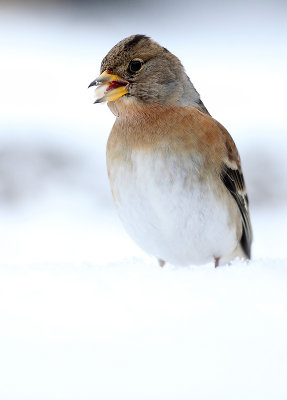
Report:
0,1,287,399
1,259,287,400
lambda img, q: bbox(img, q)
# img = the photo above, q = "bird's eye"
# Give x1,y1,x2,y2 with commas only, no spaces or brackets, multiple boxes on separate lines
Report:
129,59,143,73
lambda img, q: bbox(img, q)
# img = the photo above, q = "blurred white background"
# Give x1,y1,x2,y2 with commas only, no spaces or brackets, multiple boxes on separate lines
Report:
0,1,287,399
0,0,286,263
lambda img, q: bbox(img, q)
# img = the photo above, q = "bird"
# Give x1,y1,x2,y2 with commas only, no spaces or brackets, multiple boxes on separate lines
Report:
88,34,252,267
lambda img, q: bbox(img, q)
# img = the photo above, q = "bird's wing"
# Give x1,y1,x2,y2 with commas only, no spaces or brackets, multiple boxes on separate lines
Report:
216,121,253,258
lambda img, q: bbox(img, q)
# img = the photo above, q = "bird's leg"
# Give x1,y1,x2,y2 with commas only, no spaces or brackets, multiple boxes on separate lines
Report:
158,259,166,267
214,257,220,268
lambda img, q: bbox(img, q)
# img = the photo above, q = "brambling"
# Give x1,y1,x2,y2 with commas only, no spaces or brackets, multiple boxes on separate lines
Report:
89,34,252,267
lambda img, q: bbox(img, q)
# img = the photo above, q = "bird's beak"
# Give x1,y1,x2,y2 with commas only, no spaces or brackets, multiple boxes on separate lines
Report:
88,70,129,103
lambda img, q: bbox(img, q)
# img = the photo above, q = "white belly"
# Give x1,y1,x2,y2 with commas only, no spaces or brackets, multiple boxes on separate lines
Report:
108,150,239,266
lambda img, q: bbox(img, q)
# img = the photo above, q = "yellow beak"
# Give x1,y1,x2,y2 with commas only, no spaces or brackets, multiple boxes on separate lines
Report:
88,71,128,103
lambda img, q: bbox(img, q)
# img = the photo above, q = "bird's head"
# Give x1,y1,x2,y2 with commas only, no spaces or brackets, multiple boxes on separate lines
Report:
89,34,207,114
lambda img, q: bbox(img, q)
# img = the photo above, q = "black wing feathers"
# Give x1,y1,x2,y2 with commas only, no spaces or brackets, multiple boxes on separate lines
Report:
221,165,252,259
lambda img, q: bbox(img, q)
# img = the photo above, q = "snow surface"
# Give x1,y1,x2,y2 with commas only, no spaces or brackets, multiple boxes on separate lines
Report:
1,259,287,400
0,2,287,399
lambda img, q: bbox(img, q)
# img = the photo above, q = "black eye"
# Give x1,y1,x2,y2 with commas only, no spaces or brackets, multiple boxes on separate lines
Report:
129,59,143,73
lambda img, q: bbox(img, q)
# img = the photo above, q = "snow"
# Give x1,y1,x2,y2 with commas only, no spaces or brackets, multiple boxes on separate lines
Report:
0,1,287,399
1,259,287,399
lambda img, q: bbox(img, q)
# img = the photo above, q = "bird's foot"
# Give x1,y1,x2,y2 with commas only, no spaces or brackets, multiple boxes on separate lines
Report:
158,259,166,267
214,257,220,268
